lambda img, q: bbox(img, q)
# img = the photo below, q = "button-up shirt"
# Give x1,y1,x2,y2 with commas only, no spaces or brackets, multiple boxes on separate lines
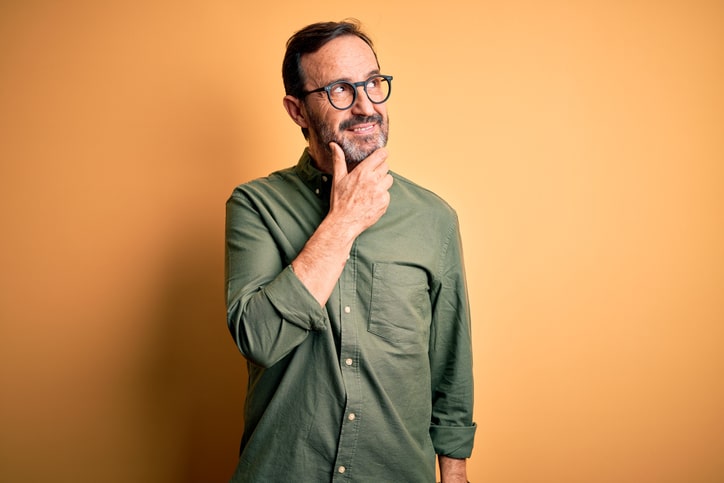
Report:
225,149,476,482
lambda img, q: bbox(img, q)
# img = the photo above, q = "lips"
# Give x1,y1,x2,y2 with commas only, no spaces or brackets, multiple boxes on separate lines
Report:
349,123,376,134
340,115,383,133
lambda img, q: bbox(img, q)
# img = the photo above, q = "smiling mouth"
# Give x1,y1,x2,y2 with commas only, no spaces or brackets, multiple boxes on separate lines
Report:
340,115,383,135
349,123,376,134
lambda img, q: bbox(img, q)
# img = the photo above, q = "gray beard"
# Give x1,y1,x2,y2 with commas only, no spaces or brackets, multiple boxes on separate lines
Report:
311,112,389,168
334,129,388,167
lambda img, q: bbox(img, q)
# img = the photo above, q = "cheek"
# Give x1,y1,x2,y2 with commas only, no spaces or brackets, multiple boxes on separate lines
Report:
316,107,344,130
327,109,346,126
375,104,388,120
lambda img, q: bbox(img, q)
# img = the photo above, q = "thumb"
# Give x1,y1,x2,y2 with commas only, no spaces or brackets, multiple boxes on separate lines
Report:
329,142,347,180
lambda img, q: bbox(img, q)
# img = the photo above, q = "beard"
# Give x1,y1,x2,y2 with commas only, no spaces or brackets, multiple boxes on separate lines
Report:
307,108,389,168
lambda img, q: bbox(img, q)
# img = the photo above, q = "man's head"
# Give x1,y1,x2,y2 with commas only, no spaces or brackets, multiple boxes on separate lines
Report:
282,20,391,170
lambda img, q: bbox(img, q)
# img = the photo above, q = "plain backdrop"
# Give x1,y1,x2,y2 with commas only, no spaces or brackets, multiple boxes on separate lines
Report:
1,1,722,482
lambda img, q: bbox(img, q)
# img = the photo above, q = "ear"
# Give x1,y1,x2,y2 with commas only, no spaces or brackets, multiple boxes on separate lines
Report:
283,95,309,129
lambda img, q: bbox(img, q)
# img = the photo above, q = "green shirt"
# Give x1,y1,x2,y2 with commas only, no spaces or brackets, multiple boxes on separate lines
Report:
225,149,476,482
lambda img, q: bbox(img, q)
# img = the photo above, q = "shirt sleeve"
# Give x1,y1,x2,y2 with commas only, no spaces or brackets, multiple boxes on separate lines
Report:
428,215,477,458
225,189,327,368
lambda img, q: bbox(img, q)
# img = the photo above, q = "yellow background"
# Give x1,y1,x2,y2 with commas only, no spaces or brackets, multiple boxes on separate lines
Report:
1,1,722,482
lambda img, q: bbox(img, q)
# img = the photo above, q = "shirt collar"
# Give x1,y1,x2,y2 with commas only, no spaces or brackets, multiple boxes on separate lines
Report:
294,148,332,201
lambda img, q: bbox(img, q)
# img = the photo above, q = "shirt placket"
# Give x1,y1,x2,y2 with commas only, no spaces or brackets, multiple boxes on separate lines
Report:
332,242,362,481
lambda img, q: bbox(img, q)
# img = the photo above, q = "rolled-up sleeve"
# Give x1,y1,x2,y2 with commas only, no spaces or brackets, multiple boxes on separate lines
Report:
226,189,326,368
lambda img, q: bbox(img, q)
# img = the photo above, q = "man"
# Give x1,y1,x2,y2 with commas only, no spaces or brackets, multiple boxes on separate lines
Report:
225,20,475,482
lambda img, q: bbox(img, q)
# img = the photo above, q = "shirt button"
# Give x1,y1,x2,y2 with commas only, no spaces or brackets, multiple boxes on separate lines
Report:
348,413,356,421
344,306,351,314
314,188,320,195
345,358,353,366
338,466,346,474
322,175,328,182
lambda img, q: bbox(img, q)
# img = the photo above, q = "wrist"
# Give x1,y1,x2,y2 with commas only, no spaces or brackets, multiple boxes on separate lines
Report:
321,211,359,248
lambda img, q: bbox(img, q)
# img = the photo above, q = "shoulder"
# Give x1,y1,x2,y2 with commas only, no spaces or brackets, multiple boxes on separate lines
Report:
390,171,458,220
228,166,297,201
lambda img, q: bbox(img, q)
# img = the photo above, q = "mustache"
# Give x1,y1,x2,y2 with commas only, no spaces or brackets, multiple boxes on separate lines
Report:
339,114,384,131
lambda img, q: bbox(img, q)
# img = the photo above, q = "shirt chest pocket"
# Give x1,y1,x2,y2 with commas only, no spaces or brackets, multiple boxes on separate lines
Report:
368,263,432,348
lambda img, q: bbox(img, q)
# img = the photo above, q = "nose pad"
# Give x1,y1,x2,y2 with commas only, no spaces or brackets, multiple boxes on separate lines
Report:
350,86,375,115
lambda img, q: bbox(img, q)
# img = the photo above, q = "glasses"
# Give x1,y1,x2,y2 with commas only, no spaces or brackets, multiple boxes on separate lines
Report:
301,74,393,110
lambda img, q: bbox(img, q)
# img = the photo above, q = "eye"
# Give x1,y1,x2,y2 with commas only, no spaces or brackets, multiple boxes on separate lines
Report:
366,77,381,90
330,82,352,95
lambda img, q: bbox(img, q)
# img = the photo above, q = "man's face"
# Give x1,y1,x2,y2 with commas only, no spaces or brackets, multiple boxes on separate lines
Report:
300,35,389,168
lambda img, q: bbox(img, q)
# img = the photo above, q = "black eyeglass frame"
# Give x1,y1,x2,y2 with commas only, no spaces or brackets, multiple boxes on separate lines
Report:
300,74,394,110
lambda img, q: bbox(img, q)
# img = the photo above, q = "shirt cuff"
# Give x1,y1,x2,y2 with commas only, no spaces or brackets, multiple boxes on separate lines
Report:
264,265,328,331
430,422,477,458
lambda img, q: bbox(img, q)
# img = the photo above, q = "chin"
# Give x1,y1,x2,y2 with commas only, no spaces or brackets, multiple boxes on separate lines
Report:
341,144,380,165
341,135,386,162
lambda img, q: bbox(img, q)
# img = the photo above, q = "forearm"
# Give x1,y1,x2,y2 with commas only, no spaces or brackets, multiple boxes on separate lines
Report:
438,455,468,483
291,142,391,306
291,212,358,306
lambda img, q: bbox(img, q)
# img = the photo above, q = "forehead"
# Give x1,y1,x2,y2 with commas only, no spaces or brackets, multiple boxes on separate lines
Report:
300,35,379,86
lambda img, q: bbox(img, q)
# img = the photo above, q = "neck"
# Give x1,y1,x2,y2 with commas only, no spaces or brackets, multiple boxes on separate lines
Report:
308,142,333,174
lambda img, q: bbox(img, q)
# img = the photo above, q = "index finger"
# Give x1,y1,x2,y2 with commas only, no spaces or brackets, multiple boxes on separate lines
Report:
330,142,348,179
